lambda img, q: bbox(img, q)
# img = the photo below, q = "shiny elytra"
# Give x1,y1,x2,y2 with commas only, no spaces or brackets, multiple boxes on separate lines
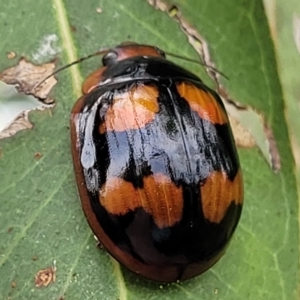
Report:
70,43,243,282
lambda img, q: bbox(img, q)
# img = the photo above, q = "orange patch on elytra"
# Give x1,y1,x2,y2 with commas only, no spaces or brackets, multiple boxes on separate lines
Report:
99,85,159,133
200,170,243,223
99,174,183,228
176,82,227,125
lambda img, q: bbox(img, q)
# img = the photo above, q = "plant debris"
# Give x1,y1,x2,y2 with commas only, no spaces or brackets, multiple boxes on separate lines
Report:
0,58,57,99
0,59,57,139
7,51,16,60
34,265,56,288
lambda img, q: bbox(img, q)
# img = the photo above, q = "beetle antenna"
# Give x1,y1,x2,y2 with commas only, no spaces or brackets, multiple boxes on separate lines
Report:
165,52,228,80
35,48,110,88
36,47,228,89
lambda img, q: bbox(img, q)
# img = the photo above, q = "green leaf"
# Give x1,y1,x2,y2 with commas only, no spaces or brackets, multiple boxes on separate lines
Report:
0,1,298,300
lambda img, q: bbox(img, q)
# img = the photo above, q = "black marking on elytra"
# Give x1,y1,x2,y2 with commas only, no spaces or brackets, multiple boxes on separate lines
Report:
87,182,242,267
85,85,239,189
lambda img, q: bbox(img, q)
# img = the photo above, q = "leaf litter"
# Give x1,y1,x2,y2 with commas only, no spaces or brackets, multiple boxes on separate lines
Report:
0,58,57,139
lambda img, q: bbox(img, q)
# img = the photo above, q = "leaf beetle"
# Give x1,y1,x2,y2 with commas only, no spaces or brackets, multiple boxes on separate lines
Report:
69,42,243,282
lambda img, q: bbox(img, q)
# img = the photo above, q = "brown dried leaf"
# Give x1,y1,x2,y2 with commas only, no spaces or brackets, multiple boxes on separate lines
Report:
228,116,256,148
0,58,57,100
0,112,33,139
223,94,281,172
0,59,57,139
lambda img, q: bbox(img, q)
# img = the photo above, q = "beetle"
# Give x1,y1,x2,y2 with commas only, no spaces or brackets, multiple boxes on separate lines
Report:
70,42,243,282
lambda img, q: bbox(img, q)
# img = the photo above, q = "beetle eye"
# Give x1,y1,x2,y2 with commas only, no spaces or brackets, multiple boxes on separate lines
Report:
102,51,118,66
